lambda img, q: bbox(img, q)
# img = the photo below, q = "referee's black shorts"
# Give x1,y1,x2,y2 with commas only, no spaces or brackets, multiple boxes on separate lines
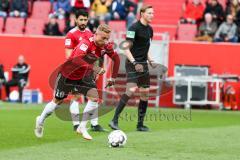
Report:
54,73,97,100
125,60,150,88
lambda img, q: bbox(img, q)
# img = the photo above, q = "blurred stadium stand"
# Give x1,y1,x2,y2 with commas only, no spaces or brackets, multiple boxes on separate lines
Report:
177,24,197,41
25,18,45,35
0,0,234,41
0,0,194,39
0,18,4,33
4,17,24,34
31,1,51,21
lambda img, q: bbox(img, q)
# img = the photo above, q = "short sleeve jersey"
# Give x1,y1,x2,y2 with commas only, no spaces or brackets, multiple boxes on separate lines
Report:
65,27,93,49
126,21,153,62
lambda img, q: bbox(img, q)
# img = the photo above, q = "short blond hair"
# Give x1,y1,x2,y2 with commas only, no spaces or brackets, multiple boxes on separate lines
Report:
96,24,111,34
140,5,153,16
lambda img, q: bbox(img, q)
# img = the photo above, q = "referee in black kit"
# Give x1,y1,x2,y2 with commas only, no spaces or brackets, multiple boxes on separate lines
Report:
109,5,155,131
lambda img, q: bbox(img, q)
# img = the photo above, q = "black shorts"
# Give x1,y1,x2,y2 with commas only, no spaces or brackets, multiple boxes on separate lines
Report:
54,73,97,100
125,60,150,88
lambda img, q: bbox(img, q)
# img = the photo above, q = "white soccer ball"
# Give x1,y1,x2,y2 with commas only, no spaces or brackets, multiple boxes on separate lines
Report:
108,130,127,147
9,90,19,102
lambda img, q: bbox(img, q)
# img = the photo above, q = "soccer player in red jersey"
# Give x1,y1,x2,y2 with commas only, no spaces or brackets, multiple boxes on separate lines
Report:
65,10,92,58
65,9,105,132
35,24,120,140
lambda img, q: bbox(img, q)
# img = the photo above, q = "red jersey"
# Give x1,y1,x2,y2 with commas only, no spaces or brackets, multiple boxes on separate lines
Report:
71,0,83,8
183,2,204,20
71,0,90,8
65,27,93,49
61,37,120,80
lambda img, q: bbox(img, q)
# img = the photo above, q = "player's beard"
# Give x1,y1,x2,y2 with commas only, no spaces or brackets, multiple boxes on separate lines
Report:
78,24,87,31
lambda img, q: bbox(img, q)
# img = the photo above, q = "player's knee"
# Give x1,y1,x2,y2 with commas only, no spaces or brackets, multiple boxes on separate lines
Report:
86,88,99,102
87,93,99,101
125,87,137,97
88,97,98,102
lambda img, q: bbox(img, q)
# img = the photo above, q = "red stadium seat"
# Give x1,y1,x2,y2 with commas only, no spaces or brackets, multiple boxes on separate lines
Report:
152,25,177,40
109,21,126,32
25,18,45,35
129,0,139,3
31,1,51,21
144,0,185,4
0,18,4,33
143,0,184,26
109,21,126,38
177,24,197,41
4,18,24,34
152,17,181,25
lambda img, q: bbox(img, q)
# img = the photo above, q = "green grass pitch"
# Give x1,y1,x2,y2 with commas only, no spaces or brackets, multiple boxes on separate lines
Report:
0,101,240,160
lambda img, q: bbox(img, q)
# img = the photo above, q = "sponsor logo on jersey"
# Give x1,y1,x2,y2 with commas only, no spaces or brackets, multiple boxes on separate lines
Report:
89,37,94,42
126,31,135,39
79,37,83,41
65,39,71,46
80,44,88,51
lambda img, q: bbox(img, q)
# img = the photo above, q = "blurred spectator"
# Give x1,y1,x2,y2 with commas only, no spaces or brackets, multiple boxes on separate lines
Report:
44,16,63,36
5,55,30,103
194,13,218,42
225,0,240,20
105,0,137,28
235,4,240,41
236,5,240,24
91,0,112,20
180,0,204,24
0,64,6,100
214,14,238,42
0,0,9,18
204,0,225,25
9,0,28,18
71,0,91,12
64,11,76,33
88,11,100,32
49,0,72,19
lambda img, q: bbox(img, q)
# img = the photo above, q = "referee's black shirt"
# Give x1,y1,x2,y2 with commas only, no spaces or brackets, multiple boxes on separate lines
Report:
126,20,153,62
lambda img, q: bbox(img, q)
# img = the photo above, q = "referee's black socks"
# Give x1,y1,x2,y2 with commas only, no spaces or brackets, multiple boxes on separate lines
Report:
137,100,148,127
112,94,130,124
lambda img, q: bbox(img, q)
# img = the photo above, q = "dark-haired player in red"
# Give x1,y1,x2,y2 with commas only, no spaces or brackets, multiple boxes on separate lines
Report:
65,9,92,58
65,9,105,132
35,24,120,140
